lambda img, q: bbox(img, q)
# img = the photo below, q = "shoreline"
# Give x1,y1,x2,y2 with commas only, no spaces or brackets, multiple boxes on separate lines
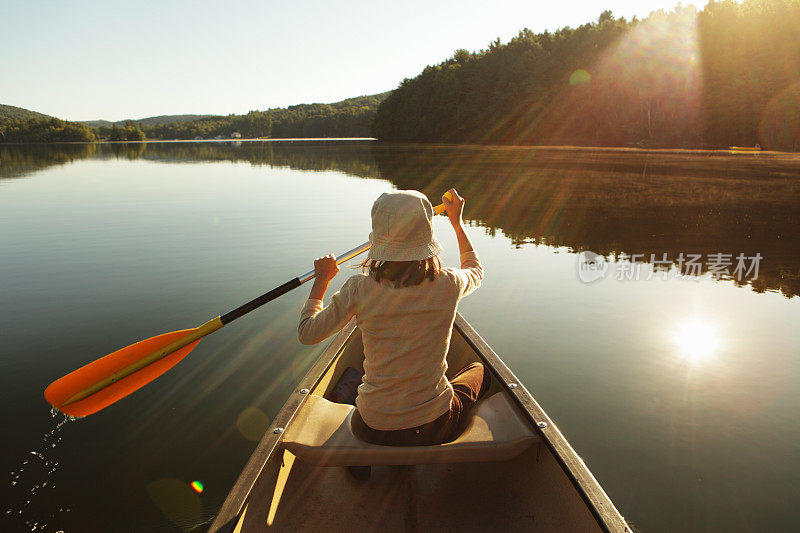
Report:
2,138,799,156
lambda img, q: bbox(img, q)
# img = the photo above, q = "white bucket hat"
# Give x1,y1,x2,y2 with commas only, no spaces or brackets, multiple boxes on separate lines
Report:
368,190,442,262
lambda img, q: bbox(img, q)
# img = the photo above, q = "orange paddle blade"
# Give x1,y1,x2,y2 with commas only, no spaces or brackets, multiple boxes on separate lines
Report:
44,329,201,418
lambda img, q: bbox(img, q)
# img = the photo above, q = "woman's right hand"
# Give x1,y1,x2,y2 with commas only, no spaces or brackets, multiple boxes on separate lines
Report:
314,254,340,283
443,188,465,227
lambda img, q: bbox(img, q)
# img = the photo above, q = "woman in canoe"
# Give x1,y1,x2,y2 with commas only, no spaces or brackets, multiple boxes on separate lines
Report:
298,188,488,448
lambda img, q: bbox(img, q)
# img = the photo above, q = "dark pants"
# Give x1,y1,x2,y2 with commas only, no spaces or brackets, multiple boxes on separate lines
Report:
351,362,491,446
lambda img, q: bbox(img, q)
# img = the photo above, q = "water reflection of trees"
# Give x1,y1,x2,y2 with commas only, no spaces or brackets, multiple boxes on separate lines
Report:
137,141,379,179
0,141,380,180
0,143,96,178
371,145,800,298
2,142,797,297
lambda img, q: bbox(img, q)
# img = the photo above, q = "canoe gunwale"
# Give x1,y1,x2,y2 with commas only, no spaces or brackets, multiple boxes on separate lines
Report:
452,314,630,532
208,319,359,533
209,314,629,532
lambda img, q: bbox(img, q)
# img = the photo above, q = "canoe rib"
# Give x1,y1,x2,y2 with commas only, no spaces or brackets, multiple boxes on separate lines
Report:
209,314,630,532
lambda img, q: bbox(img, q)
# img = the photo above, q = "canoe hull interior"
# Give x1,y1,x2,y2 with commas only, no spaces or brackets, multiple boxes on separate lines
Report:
210,315,630,532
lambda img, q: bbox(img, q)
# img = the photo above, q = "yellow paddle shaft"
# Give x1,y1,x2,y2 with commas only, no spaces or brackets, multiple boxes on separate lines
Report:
435,192,453,215
60,317,224,407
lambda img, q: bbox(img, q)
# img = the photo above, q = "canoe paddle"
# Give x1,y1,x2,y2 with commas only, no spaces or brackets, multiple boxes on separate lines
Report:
45,194,452,418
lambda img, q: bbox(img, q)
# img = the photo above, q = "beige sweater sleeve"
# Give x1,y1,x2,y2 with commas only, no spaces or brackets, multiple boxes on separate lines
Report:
453,251,483,298
297,252,482,346
297,277,358,345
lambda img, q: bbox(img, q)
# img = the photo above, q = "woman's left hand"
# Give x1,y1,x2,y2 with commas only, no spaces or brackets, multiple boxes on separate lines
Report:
314,254,340,282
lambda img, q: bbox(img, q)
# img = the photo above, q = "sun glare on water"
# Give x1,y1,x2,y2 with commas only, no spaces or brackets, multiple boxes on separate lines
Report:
673,320,720,362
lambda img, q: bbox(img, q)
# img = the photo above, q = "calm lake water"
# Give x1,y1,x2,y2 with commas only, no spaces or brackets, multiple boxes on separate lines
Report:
1,141,799,532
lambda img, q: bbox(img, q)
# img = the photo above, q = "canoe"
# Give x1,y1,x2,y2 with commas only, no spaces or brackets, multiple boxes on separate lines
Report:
728,145,761,151
209,313,631,532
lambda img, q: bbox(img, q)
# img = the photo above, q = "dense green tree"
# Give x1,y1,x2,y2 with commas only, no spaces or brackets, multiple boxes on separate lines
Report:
0,117,95,142
123,120,146,141
103,121,145,141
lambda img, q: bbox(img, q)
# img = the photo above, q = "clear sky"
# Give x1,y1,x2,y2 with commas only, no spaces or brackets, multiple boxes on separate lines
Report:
1,0,708,121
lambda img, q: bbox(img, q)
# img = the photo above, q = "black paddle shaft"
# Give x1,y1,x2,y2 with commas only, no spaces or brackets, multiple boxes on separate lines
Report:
219,278,302,325
218,241,371,326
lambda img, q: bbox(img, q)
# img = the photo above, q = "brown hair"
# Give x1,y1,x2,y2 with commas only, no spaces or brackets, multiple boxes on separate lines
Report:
360,256,441,287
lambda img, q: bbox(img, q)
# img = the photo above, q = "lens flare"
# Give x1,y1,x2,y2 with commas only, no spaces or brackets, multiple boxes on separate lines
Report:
236,407,270,441
569,69,591,86
533,8,702,147
758,81,800,151
146,478,202,530
190,481,204,494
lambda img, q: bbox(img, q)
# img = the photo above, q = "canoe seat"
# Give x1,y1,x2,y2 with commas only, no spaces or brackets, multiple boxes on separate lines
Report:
282,392,539,466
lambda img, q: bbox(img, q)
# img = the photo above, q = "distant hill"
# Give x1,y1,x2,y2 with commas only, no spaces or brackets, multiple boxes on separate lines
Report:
81,94,392,128
281,92,391,112
0,104,53,122
3,91,393,142
137,92,393,140
82,114,218,128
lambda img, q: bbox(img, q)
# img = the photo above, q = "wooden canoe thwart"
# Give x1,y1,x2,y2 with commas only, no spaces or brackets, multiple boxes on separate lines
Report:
209,313,631,532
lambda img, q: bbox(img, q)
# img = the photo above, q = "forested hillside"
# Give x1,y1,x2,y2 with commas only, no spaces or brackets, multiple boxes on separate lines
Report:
0,104,53,122
373,1,800,150
139,93,389,140
0,93,389,143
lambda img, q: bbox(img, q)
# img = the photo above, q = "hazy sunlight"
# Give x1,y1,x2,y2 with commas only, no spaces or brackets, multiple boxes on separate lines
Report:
673,319,720,362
